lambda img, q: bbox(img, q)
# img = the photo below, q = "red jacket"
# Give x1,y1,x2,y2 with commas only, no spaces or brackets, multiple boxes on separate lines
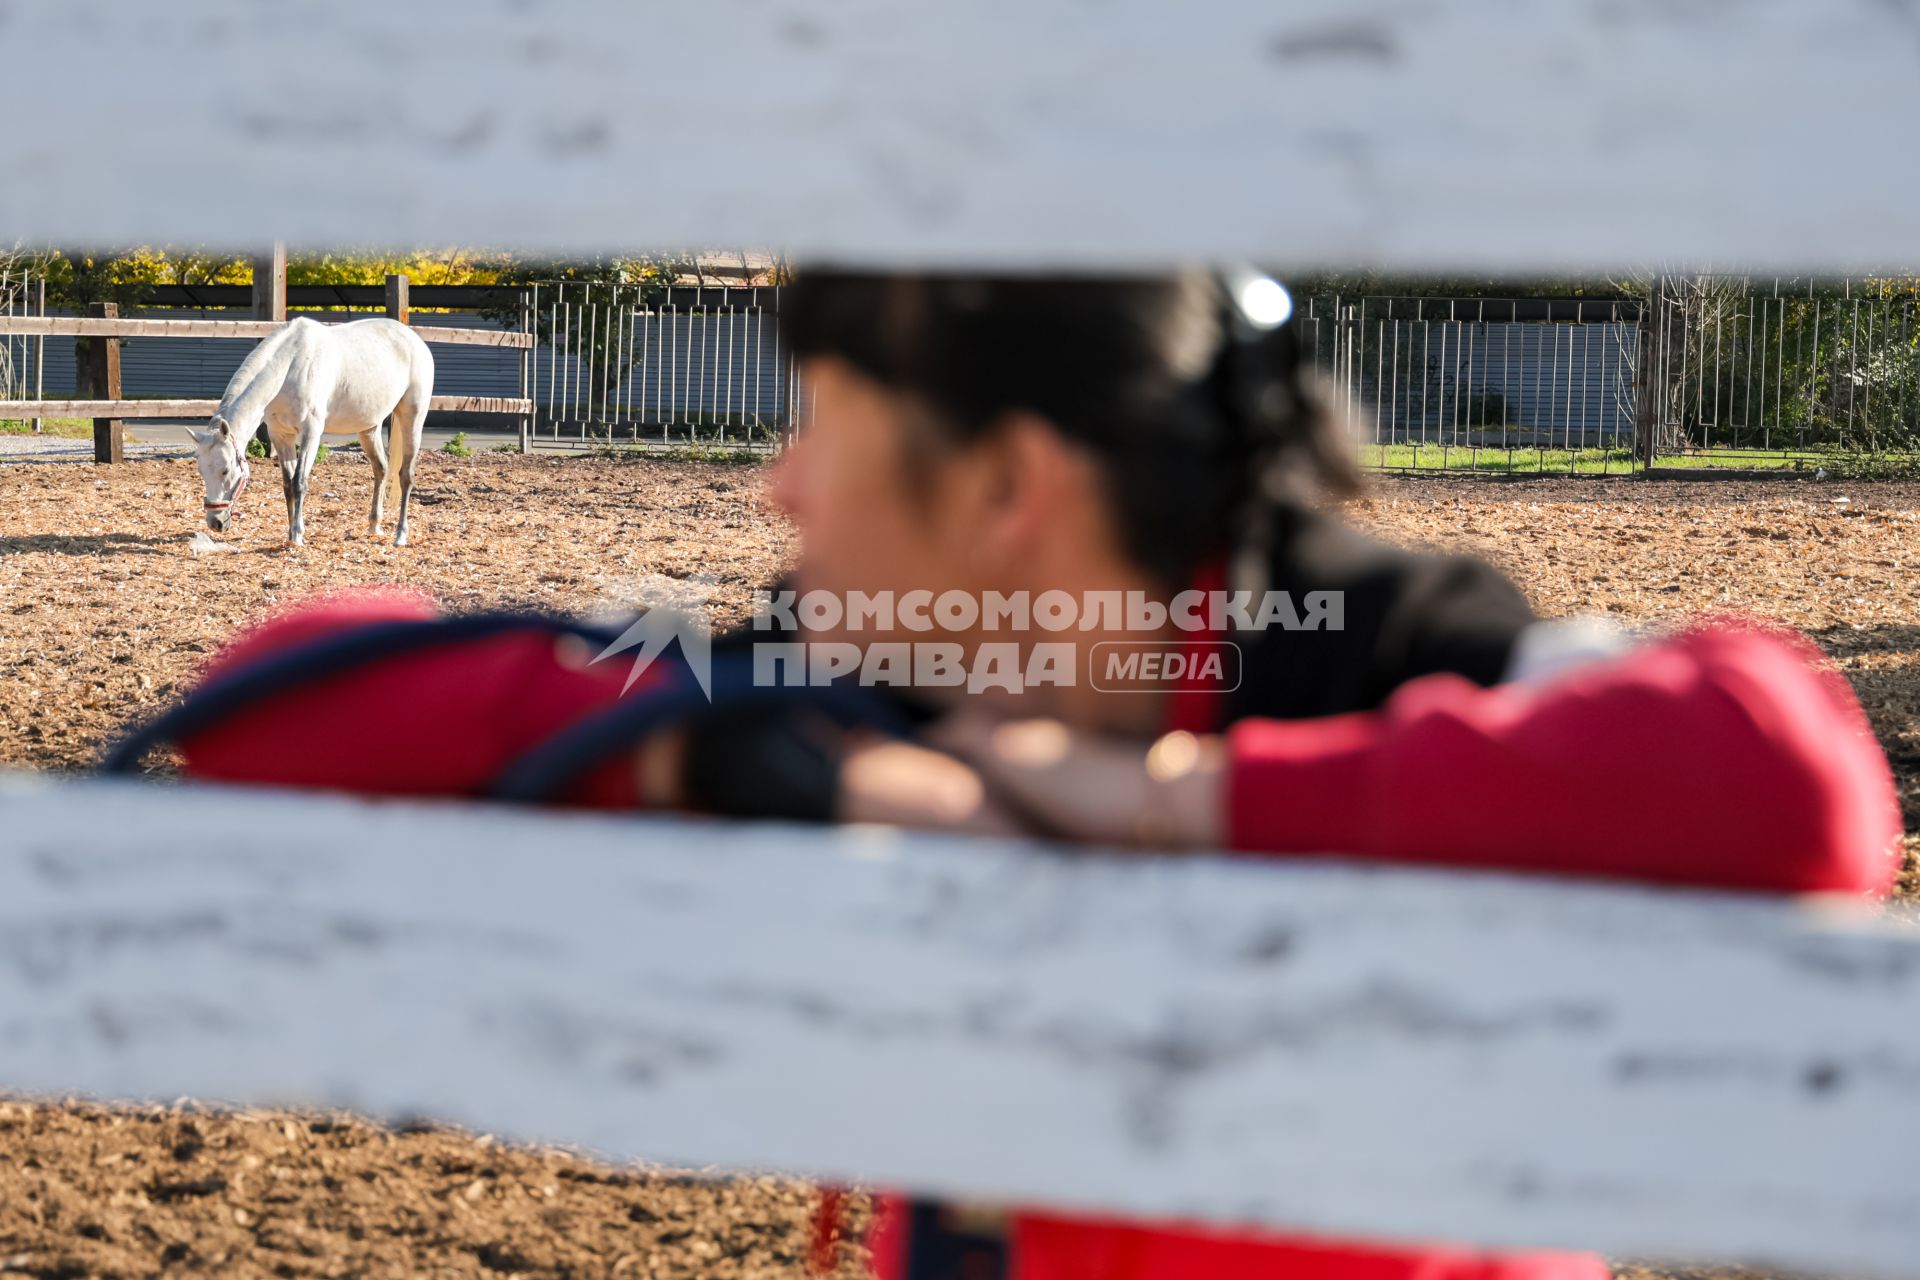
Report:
953,622,1900,1280
172,591,1902,1280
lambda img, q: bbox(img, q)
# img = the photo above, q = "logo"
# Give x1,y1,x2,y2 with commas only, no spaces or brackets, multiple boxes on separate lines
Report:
1090,641,1243,693
591,573,716,698
590,584,1338,698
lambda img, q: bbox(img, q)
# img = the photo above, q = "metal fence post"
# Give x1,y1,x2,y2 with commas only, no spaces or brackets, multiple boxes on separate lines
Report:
32,275,46,434
519,290,533,453
1636,296,1657,469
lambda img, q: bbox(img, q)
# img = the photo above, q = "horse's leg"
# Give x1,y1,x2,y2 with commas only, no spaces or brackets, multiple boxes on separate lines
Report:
360,420,390,538
273,431,300,543
288,418,325,546
390,396,426,548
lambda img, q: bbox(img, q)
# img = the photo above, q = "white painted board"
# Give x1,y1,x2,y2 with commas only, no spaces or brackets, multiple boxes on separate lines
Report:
2,775,1918,1275
1,1,1917,270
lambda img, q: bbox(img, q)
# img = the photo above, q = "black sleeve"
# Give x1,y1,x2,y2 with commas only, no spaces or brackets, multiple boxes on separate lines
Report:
1230,505,1536,721
681,699,847,823
680,604,940,823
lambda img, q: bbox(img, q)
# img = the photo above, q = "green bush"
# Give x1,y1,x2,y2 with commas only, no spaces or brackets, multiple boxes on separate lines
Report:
244,437,328,462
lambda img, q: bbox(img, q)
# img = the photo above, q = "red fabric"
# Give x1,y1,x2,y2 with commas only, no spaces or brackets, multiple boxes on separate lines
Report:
178,590,655,808
1159,560,1230,736
863,1194,911,1280
181,597,1903,1280
1225,625,1901,896
1011,1214,1610,1280
879,624,1901,1280
810,1188,850,1274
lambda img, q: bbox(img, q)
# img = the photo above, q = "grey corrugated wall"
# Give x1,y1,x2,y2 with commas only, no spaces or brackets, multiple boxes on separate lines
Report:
1299,316,1641,444
15,308,794,426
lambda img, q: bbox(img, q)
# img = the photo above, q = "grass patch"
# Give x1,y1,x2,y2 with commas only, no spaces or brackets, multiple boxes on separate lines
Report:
442,431,473,458
1792,449,1920,481
1650,452,1806,472
1361,441,1920,477
573,424,769,465
1362,443,1643,475
584,439,766,466
1,418,94,439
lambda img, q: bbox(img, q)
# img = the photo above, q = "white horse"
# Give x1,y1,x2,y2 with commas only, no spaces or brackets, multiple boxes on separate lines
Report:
191,317,434,546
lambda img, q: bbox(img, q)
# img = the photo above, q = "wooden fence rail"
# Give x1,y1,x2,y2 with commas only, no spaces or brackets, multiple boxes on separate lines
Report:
0,315,534,349
1,1,1917,270
0,280,537,458
3,773,1918,1278
0,397,533,420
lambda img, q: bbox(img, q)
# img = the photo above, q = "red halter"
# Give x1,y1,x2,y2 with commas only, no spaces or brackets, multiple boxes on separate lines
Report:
204,469,250,511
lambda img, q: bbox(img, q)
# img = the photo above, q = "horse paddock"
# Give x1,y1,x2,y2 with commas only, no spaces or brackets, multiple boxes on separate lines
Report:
2,453,1918,1279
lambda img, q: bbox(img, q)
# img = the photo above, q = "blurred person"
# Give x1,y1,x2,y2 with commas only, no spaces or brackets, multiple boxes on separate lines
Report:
148,270,1902,1280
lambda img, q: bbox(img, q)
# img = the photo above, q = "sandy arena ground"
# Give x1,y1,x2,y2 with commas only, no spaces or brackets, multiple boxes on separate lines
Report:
2,451,1917,1278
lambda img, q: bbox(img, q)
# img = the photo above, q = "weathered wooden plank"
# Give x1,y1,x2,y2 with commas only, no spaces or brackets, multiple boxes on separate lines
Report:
0,1,1915,269
0,318,306,340
0,318,533,348
409,326,534,350
2,774,1917,1276
0,397,530,419
384,273,410,325
253,245,288,323
0,399,216,419
426,395,534,414
0,400,208,421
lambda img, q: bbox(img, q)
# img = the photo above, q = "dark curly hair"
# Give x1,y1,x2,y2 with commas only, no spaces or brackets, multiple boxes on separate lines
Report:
780,270,1358,588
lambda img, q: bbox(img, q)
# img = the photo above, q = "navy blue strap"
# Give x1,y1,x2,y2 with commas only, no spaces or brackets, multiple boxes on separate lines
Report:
99,613,622,776
102,612,914,810
486,649,914,804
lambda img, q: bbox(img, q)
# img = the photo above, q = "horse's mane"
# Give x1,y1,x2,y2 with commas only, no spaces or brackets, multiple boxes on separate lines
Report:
217,321,306,426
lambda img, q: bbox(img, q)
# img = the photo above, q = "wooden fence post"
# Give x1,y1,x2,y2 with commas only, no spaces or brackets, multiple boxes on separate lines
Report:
250,245,286,451
384,274,410,325
383,275,411,487
87,302,123,464
251,245,287,323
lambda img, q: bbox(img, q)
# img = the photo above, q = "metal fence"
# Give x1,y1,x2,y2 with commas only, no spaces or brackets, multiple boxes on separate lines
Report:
0,279,806,448
1309,280,1920,474
1,267,47,416
1300,296,1646,472
9,271,1919,470
525,282,800,449
1644,277,1920,459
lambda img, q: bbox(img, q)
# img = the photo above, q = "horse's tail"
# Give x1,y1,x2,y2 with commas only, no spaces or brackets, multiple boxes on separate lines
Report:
404,325,436,407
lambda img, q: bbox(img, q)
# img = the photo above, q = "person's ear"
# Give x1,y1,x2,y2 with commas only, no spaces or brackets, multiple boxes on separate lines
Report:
969,411,1087,564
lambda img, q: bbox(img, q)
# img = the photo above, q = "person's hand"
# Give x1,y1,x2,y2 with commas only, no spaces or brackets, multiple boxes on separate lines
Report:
926,712,1227,850
835,735,1031,837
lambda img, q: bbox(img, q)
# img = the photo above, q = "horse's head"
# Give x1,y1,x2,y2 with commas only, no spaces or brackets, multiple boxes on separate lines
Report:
190,415,251,533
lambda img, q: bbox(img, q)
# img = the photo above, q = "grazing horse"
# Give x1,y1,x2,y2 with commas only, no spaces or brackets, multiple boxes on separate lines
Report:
191,317,435,546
